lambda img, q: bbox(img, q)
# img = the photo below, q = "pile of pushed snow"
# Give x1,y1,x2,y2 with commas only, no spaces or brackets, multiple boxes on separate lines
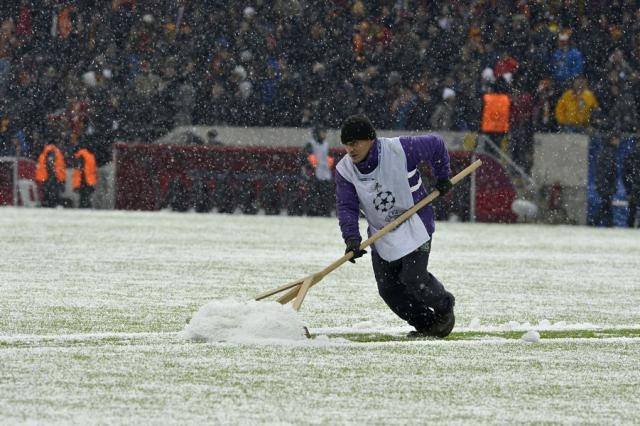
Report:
182,299,309,344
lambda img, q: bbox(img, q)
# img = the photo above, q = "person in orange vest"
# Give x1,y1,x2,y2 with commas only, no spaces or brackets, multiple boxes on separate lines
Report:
35,142,67,207
480,71,511,157
481,91,511,133
300,124,335,216
72,144,98,208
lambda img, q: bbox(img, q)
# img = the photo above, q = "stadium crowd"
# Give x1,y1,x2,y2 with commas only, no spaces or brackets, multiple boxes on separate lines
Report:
1,1,639,159
0,1,639,224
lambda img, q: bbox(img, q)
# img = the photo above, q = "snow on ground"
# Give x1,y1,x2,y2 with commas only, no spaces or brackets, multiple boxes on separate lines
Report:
1,207,640,424
520,329,541,342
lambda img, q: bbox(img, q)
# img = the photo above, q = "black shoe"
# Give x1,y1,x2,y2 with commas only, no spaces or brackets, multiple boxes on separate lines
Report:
431,310,455,338
430,293,456,337
407,311,455,339
407,329,437,339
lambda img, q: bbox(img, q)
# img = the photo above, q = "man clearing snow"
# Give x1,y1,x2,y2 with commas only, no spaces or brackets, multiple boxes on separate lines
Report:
335,114,455,338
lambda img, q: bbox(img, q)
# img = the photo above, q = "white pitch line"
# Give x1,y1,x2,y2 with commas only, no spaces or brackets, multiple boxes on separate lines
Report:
2,325,640,347
0,331,180,343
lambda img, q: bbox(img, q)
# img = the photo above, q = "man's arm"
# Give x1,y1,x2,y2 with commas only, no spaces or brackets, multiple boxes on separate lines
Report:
399,134,451,180
335,170,361,243
299,142,313,176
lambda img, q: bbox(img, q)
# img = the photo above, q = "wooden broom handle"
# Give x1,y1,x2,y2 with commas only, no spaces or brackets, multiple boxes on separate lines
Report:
317,159,483,277
254,159,483,305
358,159,482,250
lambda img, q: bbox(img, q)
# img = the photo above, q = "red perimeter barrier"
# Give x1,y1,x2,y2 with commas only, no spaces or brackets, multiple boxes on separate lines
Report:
0,157,38,206
114,143,516,223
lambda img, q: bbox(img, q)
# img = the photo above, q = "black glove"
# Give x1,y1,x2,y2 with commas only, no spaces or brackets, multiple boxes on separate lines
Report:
345,239,367,263
435,178,452,196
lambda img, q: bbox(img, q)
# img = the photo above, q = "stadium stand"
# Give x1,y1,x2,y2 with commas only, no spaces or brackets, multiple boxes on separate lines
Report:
0,1,638,225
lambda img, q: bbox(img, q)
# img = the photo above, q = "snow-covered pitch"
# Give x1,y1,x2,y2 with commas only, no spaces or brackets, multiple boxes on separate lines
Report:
1,207,639,424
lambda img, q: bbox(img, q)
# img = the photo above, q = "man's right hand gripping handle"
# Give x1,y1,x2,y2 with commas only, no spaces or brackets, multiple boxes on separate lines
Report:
345,239,367,263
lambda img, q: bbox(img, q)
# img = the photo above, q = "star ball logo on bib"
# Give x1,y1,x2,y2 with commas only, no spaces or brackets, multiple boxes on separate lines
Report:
373,190,395,213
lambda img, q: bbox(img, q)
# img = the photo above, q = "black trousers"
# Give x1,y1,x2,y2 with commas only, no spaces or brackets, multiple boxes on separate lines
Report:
371,239,454,332
77,185,94,208
42,179,63,207
628,194,638,228
306,179,333,217
595,193,614,227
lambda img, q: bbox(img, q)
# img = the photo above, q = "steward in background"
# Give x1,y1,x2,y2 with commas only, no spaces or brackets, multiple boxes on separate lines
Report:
480,72,511,157
623,141,640,228
300,125,335,216
72,144,97,208
35,142,66,207
481,91,510,134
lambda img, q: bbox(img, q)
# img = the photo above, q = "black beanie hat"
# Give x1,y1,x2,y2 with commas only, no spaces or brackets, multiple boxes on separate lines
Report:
340,114,376,144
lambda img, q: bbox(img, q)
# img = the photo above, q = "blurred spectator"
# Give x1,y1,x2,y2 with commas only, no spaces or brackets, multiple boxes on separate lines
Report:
8,65,41,138
606,48,636,86
205,128,222,145
509,78,535,175
131,59,162,141
83,70,124,166
452,68,481,131
0,113,29,157
430,87,456,130
389,82,417,130
594,133,620,227
532,78,557,132
6,131,29,157
574,15,611,83
521,18,554,86
623,141,640,228
593,48,640,133
494,48,520,80
0,118,10,151
605,81,639,134
0,18,16,96
165,59,197,128
65,88,89,148
555,76,599,133
551,30,584,90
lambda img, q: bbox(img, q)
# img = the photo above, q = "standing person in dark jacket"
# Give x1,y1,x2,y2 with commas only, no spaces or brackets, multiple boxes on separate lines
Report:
594,133,620,227
623,142,640,228
335,114,455,338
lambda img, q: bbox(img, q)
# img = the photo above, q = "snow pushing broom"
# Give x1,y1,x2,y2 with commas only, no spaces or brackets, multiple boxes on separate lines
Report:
254,159,483,311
